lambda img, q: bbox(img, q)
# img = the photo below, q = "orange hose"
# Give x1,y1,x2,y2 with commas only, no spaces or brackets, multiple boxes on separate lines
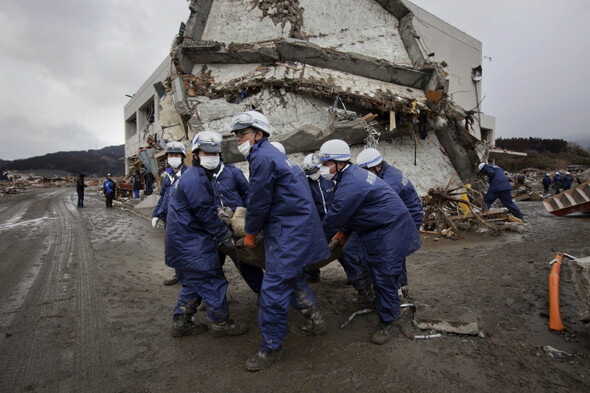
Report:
549,253,564,330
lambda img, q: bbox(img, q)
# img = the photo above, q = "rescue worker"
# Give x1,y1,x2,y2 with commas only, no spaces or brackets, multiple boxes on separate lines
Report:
152,141,189,286
542,173,552,194
356,148,423,295
301,153,335,282
477,163,524,220
319,139,422,345
103,174,116,208
553,171,564,194
165,136,246,339
230,110,330,371
132,170,142,199
144,170,155,196
76,173,86,207
563,171,574,190
192,130,264,296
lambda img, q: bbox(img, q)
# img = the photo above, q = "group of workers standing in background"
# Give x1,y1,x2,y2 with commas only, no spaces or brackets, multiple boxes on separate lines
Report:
148,110,525,371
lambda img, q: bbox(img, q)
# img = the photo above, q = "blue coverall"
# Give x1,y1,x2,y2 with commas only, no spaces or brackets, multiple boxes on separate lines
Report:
245,138,330,353
152,164,188,225
165,165,233,323
209,162,263,294
553,174,564,194
323,164,422,323
480,164,523,219
542,175,552,193
307,177,335,220
563,174,574,190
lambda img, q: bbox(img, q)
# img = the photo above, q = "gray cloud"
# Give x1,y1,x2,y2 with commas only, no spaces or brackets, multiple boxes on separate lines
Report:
1,0,588,160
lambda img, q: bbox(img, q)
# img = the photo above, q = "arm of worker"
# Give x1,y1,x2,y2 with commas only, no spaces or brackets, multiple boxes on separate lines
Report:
183,170,229,241
322,184,363,239
244,155,275,236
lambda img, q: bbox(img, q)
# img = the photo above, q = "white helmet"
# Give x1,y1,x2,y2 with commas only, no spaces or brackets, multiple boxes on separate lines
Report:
270,141,286,154
356,148,383,169
192,131,223,153
546,173,550,176
477,162,486,172
555,171,560,175
230,111,271,136
318,139,351,162
565,171,571,175
302,153,320,175
166,141,187,157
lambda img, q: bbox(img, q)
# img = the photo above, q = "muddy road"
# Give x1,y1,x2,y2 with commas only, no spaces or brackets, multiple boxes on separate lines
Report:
0,187,588,392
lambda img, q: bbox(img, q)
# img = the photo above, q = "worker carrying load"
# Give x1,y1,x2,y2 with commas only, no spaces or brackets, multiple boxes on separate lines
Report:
319,139,422,345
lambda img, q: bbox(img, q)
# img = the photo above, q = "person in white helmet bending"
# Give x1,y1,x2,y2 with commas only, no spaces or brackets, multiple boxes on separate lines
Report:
318,139,422,345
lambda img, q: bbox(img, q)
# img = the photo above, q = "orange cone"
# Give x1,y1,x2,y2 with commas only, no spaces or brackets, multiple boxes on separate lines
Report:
549,253,564,330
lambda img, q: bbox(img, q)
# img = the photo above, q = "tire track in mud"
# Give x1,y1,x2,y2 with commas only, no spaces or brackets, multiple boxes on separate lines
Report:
0,189,116,392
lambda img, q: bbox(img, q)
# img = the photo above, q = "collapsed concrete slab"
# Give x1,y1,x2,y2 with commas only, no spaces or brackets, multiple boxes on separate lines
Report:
125,0,497,191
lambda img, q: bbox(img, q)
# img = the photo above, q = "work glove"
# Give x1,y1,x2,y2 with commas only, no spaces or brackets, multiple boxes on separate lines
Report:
151,217,160,228
218,230,236,250
244,233,257,249
332,231,351,247
217,206,234,227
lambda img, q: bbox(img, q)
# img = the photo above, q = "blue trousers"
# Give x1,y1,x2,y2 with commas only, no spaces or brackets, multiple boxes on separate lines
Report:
134,190,140,199
77,191,84,207
259,270,319,352
173,267,229,323
218,251,263,294
367,260,402,322
484,189,523,219
339,233,372,292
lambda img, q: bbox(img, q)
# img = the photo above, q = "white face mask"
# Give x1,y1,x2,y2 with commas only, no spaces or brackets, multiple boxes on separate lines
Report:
200,156,220,170
237,140,252,157
168,157,182,168
309,172,321,181
320,165,335,180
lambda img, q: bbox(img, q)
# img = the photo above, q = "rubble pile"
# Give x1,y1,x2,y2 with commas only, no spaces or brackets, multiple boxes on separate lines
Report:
421,180,518,238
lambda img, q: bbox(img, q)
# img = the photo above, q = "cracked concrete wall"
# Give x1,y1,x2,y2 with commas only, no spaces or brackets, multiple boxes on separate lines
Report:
230,131,458,196
199,0,411,66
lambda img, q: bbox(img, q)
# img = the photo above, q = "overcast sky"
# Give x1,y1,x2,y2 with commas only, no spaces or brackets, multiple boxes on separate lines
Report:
0,0,589,161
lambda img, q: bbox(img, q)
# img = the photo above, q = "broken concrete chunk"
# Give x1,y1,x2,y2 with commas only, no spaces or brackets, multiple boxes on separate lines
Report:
415,320,480,335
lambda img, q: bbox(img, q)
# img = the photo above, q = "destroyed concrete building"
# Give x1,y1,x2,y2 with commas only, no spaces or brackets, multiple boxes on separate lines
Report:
124,0,498,194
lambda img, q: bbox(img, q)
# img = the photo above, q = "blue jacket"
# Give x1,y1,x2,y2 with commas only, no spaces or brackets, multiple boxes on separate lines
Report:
563,174,573,189
104,178,115,195
307,177,335,220
245,138,330,275
152,164,188,221
210,162,250,211
542,176,552,188
377,161,423,227
553,174,563,185
323,164,422,263
480,164,512,193
165,166,229,271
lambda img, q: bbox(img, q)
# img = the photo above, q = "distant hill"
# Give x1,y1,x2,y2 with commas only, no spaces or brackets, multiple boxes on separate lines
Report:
495,137,590,171
0,145,125,178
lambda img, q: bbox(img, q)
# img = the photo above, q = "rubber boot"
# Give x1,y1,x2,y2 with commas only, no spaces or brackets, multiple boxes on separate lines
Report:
245,349,284,372
357,286,375,306
300,311,327,336
170,314,208,337
211,319,247,337
371,319,402,345
163,274,178,286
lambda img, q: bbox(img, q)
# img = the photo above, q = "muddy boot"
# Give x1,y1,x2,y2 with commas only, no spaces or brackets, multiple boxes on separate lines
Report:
357,287,376,306
211,319,247,337
197,302,207,312
245,349,284,372
163,274,178,286
170,314,208,337
371,319,402,345
300,311,327,336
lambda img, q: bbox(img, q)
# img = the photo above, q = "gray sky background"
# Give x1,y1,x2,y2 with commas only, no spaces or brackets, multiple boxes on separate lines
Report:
0,0,589,161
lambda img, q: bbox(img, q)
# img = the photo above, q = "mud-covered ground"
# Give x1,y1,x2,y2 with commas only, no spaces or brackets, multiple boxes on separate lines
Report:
0,187,588,392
